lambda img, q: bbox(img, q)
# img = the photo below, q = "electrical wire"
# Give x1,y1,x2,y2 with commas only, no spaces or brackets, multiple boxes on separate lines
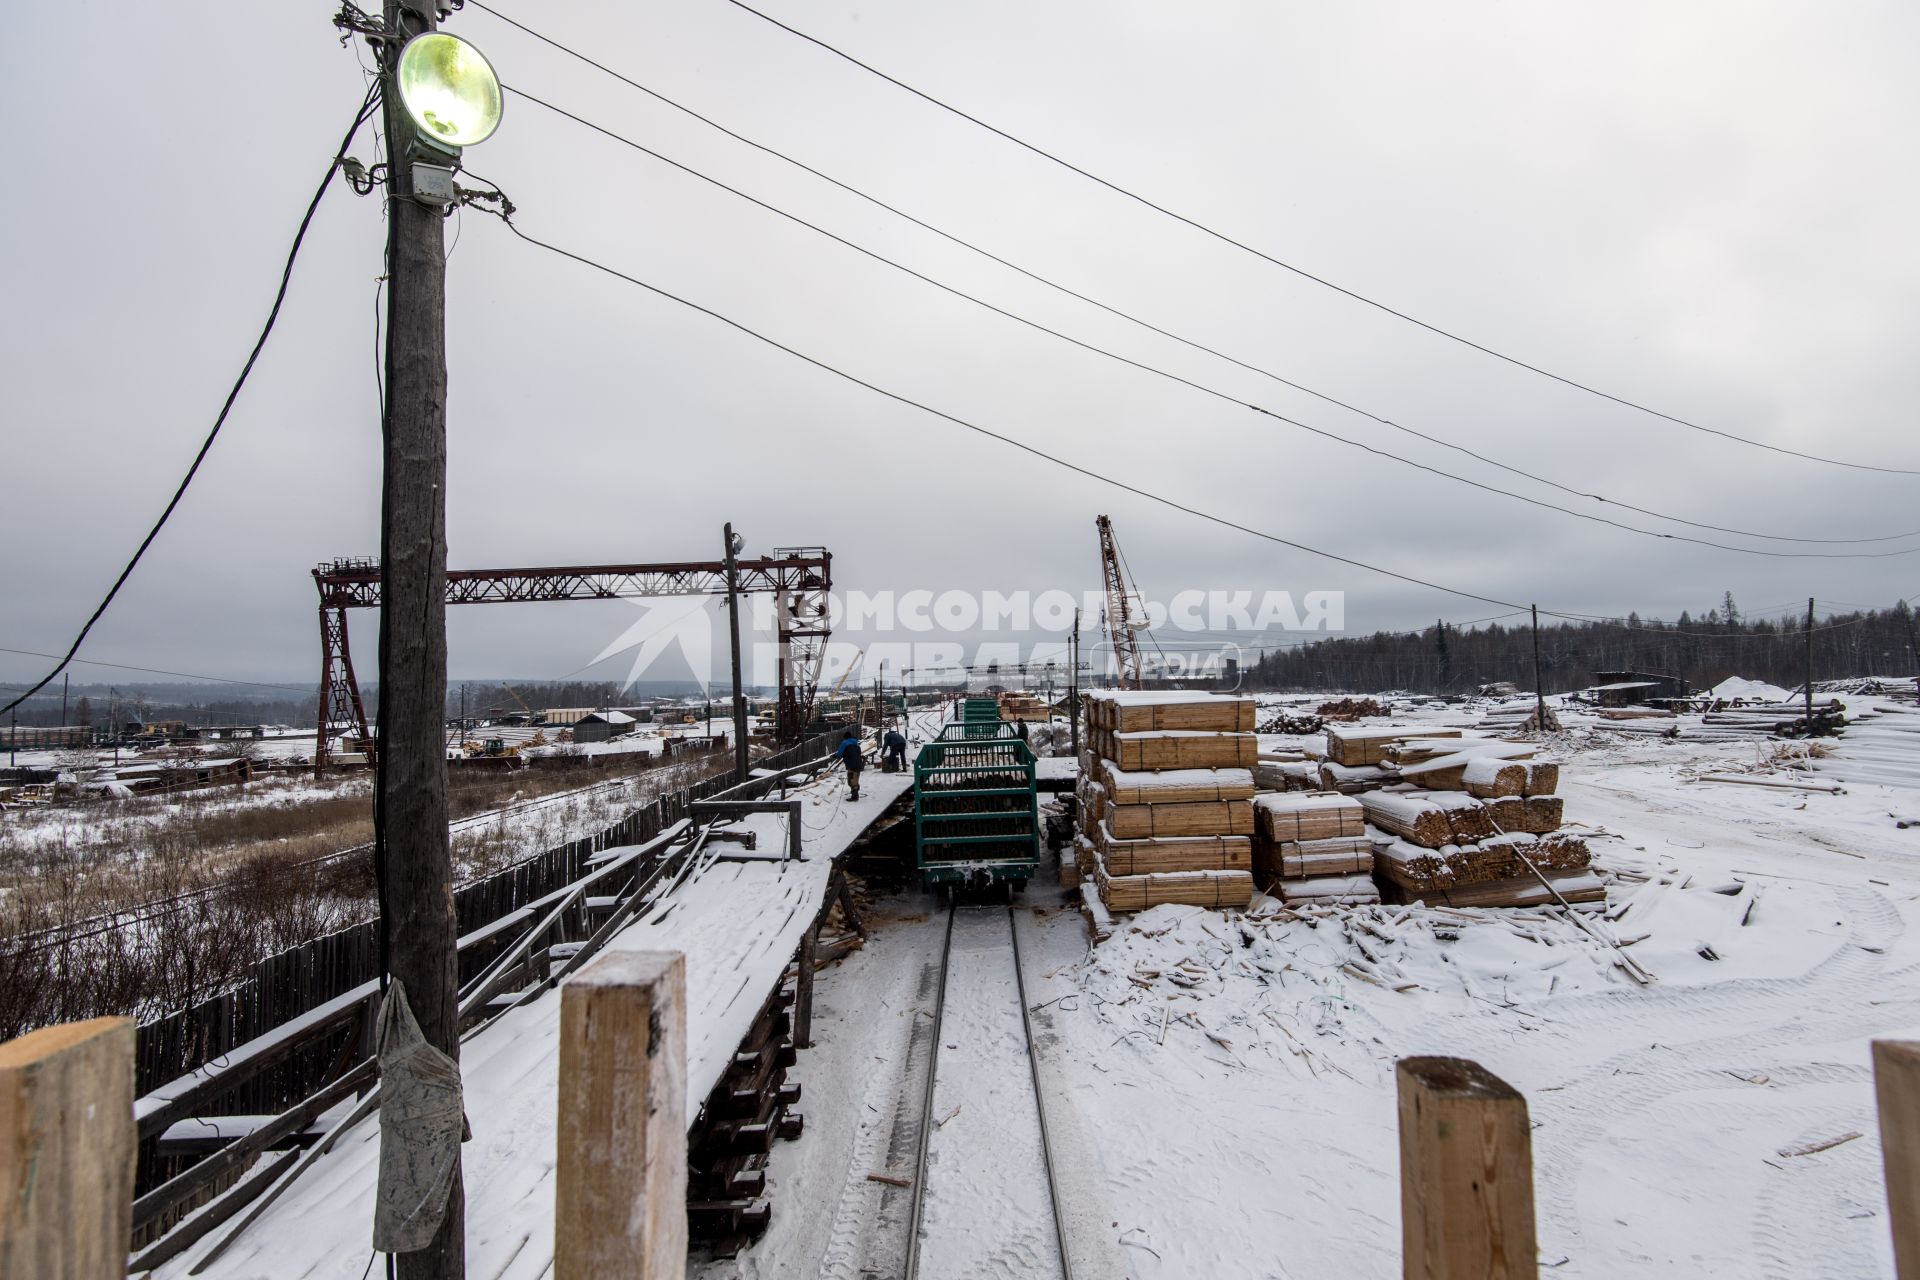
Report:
0,647,312,695
486,214,1526,611
715,0,1920,478
500,85,1914,562
0,82,384,722
467,3,1920,547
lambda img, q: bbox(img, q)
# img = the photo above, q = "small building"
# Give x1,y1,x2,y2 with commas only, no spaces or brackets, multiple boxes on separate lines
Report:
1588,670,1689,707
572,710,638,744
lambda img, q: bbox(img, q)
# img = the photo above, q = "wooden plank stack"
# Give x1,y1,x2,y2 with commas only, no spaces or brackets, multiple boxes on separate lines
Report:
1252,793,1379,905
1079,692,1258,912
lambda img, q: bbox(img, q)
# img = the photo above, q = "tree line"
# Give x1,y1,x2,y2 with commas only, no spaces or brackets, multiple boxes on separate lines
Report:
1243,595,1918,696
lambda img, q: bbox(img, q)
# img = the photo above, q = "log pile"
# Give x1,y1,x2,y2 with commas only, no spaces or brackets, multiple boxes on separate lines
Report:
1252,793,1380,905
1079,692,1258,912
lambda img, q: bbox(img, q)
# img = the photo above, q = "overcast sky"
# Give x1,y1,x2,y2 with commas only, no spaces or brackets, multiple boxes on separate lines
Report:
3,1,1917,694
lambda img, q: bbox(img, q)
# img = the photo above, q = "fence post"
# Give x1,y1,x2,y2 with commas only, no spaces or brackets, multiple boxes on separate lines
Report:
0,1017,135,1280
1397,1056,1535,1280
555,951,687,1280
1876,1039,1920,1277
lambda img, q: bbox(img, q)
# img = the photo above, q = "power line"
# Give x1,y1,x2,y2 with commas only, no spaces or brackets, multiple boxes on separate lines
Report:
0,83,383,721
501,84,1915,562
714,0,1920,479
0,647,312,696
486,214,1527,612
467,2,1920,548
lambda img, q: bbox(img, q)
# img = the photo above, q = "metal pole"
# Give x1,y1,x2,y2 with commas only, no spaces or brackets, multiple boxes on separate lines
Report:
1805,597,1816,727
60,672,68,731
1069,608,1081,759
1531,604,1546,726
377,2,462,1271
723,522,749,782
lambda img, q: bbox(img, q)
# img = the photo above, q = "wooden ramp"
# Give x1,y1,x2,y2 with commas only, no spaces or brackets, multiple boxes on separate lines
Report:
151,768,913,1280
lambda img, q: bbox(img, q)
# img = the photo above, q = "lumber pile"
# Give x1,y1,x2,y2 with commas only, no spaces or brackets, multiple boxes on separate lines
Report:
1360,768,1597,908
1251,793,1380,905
1078,692,1258,913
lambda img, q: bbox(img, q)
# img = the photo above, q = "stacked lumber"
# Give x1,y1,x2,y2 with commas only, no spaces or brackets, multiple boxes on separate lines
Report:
998,692,1052,722
1324,725,1461,767
1253,760,1319,791
1359,756,1599,907
1251,793,1379,905
1079,691,1259,913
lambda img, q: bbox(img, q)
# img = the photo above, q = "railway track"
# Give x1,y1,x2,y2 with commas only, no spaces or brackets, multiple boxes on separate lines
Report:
904,898,1074,1280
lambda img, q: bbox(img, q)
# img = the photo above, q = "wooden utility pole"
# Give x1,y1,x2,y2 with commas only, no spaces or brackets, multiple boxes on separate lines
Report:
1805,597,1816,728
377,2,462,1274
723,523,749,781
1398,1056,1536,1279
1530,604,1546,727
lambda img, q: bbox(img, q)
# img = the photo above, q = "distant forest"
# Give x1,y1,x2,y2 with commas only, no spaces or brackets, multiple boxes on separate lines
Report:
1244,596,1918,696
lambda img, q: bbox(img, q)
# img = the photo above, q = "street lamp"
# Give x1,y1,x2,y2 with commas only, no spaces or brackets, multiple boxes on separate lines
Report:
395,32,503,153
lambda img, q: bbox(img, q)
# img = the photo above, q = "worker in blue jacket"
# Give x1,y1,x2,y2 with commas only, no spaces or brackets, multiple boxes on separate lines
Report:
837,729,865,800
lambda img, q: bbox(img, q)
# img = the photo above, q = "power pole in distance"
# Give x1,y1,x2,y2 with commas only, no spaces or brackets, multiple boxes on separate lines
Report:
1531,604,1546,728
723,523,749,782
1804,597,1816,727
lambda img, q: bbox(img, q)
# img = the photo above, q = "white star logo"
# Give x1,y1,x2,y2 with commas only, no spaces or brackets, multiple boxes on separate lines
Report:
591,596,715,690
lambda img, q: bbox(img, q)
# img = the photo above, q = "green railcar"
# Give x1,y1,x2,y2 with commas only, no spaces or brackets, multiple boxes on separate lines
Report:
913,722,1040,890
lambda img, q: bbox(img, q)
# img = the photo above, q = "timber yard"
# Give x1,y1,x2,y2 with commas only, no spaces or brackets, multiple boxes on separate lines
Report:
4,4,1920,1280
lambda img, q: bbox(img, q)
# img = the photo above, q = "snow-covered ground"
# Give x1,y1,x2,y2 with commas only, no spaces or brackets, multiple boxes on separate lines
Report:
711,691,1920,1279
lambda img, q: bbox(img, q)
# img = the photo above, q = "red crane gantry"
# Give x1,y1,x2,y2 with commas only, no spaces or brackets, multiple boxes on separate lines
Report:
311,550,832,774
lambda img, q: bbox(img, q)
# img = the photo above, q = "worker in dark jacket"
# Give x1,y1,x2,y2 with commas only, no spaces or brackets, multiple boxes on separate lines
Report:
837,730,865,799
882,725,908,772
1014,718,1030,742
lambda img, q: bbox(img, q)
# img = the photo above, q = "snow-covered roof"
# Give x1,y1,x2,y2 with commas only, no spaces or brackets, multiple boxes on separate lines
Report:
581,710,636,725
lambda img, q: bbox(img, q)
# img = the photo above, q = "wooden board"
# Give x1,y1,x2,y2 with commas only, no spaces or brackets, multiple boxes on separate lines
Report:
1094,826,1253,875
1107,731,1258,772
1254,793,1365,842
1099,763,1256,805
1252,834,1374,878
1103,799,1255,840
1082,691,1256,734
1097,868,1255,912
1326,726,1461,767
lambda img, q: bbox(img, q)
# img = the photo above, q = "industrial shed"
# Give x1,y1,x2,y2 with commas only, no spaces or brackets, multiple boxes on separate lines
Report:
572,710,638,743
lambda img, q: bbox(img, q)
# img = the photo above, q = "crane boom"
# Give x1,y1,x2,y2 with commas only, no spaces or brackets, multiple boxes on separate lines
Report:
1095,514,1144,690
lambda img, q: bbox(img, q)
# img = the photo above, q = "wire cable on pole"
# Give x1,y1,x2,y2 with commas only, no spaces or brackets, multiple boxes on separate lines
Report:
0,82,384,721
499,84,1914,562
482,211,1525,611
713,0,1920,478
466,3,1920,547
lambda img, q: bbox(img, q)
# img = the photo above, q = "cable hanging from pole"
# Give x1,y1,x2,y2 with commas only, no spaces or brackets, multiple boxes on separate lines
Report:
493,83,1915,562
711,0,1920,478
0,82,384,721
463,2,1920,544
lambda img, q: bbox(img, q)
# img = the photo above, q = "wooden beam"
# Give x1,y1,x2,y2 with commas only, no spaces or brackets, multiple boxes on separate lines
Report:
0,1018,135,1280
1397,1056,1535,1280
556,951,687,1280
1876,1039,1920,1277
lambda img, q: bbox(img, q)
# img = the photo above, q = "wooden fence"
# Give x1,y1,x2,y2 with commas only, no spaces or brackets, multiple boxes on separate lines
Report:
131,734,832,1203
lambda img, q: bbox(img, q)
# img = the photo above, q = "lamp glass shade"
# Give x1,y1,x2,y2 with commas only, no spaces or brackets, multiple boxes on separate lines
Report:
396,33,502,148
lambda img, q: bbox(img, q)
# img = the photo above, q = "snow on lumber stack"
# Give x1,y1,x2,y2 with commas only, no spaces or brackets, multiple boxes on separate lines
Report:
1081,690,1256,733
1325,725,1461,767
1277,873,1378,905
1317,762,1394,794
1252,760,1318,792
1462,758,1527,798
1093,826,1253,875
1397,868,1603,909
1096,867,1255,912
1359,791,1493,848
1255,793,1365,842
1262,836,1372,878
1075,690,1266,914
1099,763,1254,806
